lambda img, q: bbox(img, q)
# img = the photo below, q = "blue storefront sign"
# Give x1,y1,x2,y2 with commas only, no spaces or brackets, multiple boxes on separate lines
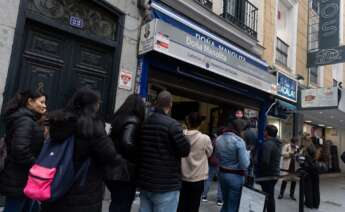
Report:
277,72,298,102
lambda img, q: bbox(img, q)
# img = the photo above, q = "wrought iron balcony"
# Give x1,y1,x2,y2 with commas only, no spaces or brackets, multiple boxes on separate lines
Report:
195,0,258,39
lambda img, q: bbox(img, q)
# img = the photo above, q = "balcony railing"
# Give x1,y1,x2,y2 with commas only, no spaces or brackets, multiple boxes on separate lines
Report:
195,0,258,39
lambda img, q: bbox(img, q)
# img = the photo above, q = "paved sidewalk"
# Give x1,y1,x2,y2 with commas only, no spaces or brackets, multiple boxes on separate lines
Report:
101,174,345,212
1,174,343,211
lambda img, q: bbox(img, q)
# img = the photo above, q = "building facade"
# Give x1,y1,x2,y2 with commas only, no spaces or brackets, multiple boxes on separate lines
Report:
0,0,142,117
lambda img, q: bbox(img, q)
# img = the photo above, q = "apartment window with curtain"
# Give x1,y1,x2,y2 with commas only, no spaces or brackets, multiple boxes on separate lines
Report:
310,67,319,85
276,37,289,67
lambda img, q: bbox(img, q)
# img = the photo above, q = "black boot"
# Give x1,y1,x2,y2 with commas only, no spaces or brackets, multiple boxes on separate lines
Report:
278,181,287,199
290,181,296,200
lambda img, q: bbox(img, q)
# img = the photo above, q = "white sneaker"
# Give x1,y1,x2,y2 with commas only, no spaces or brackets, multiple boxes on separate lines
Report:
217,201,223,206
201,197,208,202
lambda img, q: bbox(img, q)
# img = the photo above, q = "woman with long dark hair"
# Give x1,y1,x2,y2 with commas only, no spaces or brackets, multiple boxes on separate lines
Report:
40,87,122,212
0,89,47,212
106,94,145,212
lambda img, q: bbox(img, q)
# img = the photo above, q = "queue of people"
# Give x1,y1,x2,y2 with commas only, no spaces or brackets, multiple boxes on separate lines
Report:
0,87,325,212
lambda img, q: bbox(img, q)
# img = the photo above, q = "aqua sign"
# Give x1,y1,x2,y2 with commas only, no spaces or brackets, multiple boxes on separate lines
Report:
277,72,298,102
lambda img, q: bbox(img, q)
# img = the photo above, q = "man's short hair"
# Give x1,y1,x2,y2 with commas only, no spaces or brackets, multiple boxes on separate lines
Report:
265,125,278,137
156,90,172,108
227,118,246,133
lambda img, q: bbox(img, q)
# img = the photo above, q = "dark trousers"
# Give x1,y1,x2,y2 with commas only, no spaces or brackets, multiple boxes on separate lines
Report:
106,181,136,212
304,173,320,209
279,180,296,196
260,180,277,212
177,180,204,212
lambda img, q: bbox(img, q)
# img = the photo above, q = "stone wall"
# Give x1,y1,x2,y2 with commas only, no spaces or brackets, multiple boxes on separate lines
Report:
0,0,20,110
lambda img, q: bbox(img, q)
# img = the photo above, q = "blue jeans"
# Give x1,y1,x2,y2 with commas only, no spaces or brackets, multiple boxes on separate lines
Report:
3,197,39,212
219,173,244,212
139,191,180,212
202,166,223,202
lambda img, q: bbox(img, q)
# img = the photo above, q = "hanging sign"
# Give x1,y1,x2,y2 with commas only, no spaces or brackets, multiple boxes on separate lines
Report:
319,0,340,49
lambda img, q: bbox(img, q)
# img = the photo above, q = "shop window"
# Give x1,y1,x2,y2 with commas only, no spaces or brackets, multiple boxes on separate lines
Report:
309,67,319,86
276,37,289,67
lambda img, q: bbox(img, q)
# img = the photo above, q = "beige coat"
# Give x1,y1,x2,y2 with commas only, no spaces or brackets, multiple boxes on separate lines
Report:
181,130,213,182
280,143,299,180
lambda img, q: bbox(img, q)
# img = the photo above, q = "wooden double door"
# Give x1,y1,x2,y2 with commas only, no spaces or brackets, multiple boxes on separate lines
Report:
17,21,116,113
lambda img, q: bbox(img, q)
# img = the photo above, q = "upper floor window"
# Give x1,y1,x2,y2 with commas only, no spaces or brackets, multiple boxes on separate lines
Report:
276,37,289,67
196,0,213,10
309,67,319,86
311,0,320,14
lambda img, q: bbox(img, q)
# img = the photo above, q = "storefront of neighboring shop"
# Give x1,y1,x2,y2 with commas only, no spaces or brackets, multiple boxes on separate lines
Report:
136,1,280,142
300,87,345,173
267,72,298,142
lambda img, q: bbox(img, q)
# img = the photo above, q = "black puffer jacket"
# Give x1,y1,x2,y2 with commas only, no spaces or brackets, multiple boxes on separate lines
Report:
137,108,191,192
0,107,44,197
41,111,122,212
106,115,141,181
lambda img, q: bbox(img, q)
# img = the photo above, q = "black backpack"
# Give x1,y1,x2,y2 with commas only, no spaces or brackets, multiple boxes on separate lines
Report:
0,136,7,172
341,151,345,164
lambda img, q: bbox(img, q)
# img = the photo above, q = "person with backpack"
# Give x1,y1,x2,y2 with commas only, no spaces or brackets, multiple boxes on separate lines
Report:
177,112,213,212
40,87,122,212
106,94,146,212
0,89,47,212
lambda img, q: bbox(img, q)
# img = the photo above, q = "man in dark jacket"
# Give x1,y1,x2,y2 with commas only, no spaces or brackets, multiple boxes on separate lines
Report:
138,90,191,212
259,125,282,212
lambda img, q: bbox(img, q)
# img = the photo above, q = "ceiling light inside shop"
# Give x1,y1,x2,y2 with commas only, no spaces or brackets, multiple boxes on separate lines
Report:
319,111,323,114
305,120,312,123
318,124,325,127
326,126,333,129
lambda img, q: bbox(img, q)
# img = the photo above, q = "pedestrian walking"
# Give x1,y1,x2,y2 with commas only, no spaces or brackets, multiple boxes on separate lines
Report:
0,89,47,212
40,87,122,212
106,94,145,212
137,90,191,212
278,137,299,200
216,118,250,212
258,125,282,212
177,112,213,212
201,131,223,206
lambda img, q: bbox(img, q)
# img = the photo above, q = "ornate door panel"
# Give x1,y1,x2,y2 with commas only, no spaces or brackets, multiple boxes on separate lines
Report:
18,21,114,112
70,39,113,113
19,23,67,110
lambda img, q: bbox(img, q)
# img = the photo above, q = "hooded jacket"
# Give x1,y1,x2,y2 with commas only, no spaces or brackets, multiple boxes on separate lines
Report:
40,111,121,212
181,130,213,182
0,107,44,197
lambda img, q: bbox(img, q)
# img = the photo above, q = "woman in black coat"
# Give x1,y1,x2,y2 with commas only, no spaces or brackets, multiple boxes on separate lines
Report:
40,87,123,212
0,90,47,212
303,137,320,209
106,94,145,212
